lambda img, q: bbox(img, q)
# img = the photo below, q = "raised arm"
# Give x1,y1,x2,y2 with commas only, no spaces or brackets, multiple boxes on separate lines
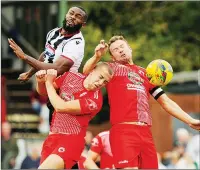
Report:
18,51,45,83
8,38,73,76
157,93,200,131
83,40,108,74
35,70,58,96
45,69,82,114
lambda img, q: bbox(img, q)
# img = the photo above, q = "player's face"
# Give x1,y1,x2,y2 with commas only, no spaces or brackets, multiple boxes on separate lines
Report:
87,67,113,91
109,40,132,64
63,7,85,32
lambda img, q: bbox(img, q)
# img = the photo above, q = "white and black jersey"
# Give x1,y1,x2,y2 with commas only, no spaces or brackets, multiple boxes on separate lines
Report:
44,27,85,72
149,86,165,100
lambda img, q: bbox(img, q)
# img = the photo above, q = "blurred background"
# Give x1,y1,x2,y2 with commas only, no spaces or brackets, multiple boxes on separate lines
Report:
1,1,200,169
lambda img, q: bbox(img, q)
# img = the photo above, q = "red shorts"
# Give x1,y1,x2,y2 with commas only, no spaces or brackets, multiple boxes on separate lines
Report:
110,124,158,169
40,133,85,169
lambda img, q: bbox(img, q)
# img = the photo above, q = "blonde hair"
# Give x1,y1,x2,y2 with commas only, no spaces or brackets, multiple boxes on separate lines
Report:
95,62,113,76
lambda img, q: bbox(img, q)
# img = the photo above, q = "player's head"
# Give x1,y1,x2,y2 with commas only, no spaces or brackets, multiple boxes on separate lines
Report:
62,6,88,33
84,62,114,91
108,35,133,64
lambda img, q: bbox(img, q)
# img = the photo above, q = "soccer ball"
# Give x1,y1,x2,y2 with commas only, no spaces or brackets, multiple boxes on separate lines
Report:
146,59,173,86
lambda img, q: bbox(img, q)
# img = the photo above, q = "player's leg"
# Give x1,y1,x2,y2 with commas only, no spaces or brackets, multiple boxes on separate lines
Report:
140,126,158,169
38,154,64,169
110,124,141,169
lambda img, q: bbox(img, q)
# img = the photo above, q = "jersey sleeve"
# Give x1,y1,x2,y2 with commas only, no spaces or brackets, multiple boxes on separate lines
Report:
79,90,103,115
90,135,103,154
61,39,84,64
54,72,69,88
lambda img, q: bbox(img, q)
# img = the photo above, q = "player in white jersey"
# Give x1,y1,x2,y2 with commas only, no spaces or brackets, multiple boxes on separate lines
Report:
8,6,88,124
8,6,87,80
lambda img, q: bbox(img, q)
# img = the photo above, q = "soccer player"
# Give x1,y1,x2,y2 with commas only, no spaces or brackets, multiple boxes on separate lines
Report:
8,6,88,123
83,36,200,169
78,130,114,169
35,62,113,169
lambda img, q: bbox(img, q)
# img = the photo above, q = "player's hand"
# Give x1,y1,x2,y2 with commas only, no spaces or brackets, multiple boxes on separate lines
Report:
18,72,31,83
188,119,200,131
46,69,57,83
8,38,26,60
35,70,46,83
94,40,108,59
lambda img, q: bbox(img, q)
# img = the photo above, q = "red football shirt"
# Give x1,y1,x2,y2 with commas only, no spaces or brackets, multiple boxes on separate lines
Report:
107,62,156,126
50,72,103,134
78,131,113,169
90,131,114,169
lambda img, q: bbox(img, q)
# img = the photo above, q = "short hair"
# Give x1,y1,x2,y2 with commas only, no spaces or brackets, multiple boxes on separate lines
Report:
108,35,126,55
95,62,113,76
73,6,88,23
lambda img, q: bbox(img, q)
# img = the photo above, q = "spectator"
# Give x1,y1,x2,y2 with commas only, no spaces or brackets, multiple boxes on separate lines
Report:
167,151,180,169
174,128,191,157
1,122,19,169
157,153,167,169
30,89,49,133
186,134,200,169
20,145,41,169
175,153,196,169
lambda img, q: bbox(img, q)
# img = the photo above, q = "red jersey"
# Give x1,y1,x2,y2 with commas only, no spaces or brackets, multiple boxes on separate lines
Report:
50,72,103,135
107,62,160,126
90,131,114,169
78,131,113,169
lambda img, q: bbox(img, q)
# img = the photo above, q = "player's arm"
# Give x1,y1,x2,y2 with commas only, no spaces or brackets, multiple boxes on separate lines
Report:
35,70,58,96
157,93,200,131
25,51,45,76
84,150,100,169
24,56,73,75
8,38,73,75
44,69,82,114
45,81,90,115
83,40,108,74
18,52,45,83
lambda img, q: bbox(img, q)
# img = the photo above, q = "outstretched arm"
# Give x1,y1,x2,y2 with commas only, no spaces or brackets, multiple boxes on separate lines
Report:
8,38,73,75
18,52,45,83
157,93,200,130
83,40,108,74
25,52,45,76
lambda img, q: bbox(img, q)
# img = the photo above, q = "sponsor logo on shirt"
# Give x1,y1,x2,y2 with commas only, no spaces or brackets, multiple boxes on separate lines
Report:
58,147,65,152
44,44,55,59
118,160,129,164
127,83,145,92
128,71,144,85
